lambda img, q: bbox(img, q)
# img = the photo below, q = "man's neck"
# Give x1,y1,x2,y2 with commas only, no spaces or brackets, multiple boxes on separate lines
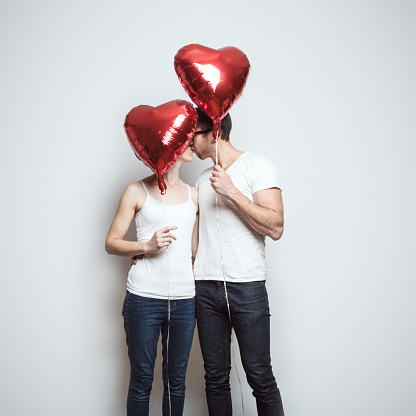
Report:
213,141,244,170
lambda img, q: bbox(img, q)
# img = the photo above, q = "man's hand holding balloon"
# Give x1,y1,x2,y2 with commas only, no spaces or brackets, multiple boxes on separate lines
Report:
209,165,238,198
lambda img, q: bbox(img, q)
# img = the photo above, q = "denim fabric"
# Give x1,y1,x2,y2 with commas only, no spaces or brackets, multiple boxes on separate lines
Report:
122,292,195,416
195,280,284,416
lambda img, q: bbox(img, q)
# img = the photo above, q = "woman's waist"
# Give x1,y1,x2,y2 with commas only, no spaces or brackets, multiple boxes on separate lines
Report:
130,253,193,273
137,246,192,260
128,266,195,286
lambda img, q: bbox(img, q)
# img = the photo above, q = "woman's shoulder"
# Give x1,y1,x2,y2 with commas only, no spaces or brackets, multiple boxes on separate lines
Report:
124,181,144,194
179,180,198,210
181,180,198,195
122,180,148,206
189,185,198,197
127,174,157,192
189,185,198,211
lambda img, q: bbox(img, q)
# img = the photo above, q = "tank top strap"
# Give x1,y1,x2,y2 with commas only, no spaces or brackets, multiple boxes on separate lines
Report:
187,184,191,201
139,181,149,195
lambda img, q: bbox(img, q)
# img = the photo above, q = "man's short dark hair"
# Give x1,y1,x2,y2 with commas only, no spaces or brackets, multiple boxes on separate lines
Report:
196,108,232,142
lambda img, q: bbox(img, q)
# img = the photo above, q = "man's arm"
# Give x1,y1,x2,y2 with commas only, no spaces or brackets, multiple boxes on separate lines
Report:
210,165,284,240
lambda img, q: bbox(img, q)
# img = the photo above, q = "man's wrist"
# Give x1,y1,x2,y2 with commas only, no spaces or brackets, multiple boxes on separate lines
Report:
227,186,242,202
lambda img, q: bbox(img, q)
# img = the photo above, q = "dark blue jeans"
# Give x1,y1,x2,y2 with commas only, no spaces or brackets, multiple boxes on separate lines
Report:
122,292,195,416
195,280,284,416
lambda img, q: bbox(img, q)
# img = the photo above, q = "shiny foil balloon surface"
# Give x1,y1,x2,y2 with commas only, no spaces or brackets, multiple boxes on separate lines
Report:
174,44,250,142
124,100,197,194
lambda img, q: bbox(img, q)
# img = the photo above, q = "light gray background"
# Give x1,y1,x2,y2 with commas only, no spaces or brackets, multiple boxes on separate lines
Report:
1,1,415,415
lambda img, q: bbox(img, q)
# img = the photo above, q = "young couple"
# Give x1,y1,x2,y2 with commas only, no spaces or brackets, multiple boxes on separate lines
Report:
105,109,285,416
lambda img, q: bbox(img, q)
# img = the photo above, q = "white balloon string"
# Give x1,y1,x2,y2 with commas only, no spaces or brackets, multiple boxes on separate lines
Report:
163,193,172,416
215,137,218,165
214,139,245,415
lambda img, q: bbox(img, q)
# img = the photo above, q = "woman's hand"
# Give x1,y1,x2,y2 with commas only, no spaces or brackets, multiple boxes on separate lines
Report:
130,225,178,266
145,226,178,253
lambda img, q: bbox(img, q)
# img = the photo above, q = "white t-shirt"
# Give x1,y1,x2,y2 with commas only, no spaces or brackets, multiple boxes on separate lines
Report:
194,152,282,282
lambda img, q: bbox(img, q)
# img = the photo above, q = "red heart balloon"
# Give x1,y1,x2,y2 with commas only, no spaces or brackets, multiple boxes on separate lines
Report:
124,100,197,194
174,44,250,142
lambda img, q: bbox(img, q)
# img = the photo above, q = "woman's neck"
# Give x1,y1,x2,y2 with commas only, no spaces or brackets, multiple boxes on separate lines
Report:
163,163,181,187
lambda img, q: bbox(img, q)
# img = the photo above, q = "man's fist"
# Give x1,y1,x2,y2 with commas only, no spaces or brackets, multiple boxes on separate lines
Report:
209,165,237,197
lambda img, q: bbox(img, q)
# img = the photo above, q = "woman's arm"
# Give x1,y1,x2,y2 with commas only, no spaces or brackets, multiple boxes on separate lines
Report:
105,183,177,256
191,187,199,265
191,212,199,265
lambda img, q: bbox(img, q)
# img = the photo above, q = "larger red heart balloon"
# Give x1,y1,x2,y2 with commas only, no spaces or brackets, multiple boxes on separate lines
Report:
174,44,250,142
124,100,197,194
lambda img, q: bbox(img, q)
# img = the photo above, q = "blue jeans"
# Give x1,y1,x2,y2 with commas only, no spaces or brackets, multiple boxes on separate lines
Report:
122,292,195,416
195,280,284,416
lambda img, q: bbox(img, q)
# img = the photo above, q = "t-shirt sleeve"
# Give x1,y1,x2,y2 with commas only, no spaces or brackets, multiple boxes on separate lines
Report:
250,156,282,194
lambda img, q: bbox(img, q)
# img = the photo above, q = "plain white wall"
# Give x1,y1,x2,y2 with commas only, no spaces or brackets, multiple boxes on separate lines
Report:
1,1,415,415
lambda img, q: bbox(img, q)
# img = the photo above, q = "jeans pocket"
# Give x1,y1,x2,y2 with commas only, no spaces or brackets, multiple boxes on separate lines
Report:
240,281,268,304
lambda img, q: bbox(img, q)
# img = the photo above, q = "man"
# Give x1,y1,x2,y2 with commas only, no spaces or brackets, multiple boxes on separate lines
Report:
191,108,285,416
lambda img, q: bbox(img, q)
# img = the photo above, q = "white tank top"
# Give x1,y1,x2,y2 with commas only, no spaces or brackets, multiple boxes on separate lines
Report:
127,181,196,299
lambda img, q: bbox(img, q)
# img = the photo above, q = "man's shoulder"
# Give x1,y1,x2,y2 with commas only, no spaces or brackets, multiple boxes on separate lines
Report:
237,152,277,171
195,166,213,189
201,165,214,174
235,152,282,192
198,166,214,180
244,152,273,163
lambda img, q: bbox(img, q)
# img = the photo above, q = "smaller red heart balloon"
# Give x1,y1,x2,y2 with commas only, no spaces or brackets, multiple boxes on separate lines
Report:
124,100,197,194
174,44,250,142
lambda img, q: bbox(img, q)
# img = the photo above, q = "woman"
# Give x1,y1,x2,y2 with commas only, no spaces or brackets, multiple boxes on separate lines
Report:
105,145,198,416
